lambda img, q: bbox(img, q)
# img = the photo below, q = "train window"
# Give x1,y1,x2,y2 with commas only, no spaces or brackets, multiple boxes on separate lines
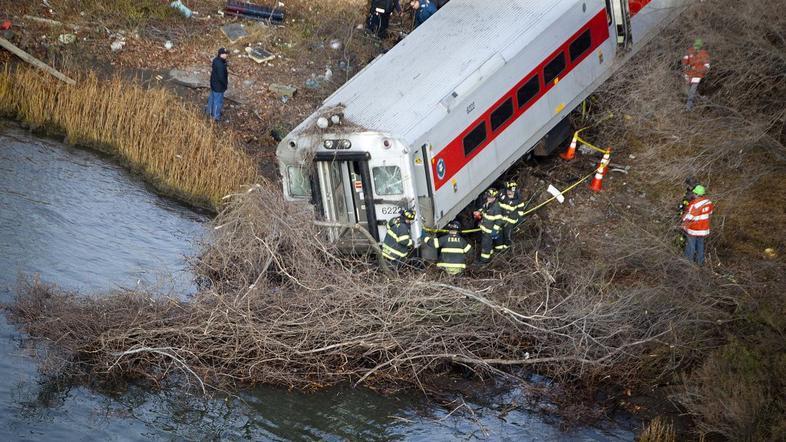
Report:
569,29,592,62
490,98,514,132
287,166,310,197
516,76,540,108
463,122,487,156
605,0,612,25
543,52,566,85
372,166,404,195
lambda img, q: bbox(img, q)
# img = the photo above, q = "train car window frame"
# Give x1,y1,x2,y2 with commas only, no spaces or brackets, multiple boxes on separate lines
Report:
604,0,612,25
543,52,566,85
463,122,487,156
516,76,540,108
372,166,404,196
569,29,593,63
490,97,514,132
287,166,310,197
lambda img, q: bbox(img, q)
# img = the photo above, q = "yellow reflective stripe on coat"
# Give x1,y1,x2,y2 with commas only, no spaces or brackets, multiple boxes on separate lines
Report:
437,262,466,269
441,247,468,254
382,244,407,257
386,228,400,241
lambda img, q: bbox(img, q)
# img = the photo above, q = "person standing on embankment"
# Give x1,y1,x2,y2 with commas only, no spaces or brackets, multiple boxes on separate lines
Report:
207,48,228,122
681,184,714,265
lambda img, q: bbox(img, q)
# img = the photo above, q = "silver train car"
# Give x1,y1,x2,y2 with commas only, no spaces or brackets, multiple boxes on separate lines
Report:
276,0,685,248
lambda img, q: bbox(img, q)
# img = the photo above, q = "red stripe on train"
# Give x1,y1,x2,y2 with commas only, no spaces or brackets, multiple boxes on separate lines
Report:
629,0,653,17
432,10,610,190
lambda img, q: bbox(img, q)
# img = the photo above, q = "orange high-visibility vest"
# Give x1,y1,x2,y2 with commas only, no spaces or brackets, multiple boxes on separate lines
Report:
682,48,711,79
682,197,714,236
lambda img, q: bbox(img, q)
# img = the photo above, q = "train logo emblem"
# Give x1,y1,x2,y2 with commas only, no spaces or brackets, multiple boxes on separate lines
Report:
436,159,446,180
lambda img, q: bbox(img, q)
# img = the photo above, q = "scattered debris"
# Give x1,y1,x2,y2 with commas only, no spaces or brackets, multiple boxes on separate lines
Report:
169,0,193,18
221,23,248,43
0,36,76,85
1,20,11,31
269,83,297,98
23,15,80,31
224,1,285,24
329,39,343,50
58,33,76,45
110,39,125,52
764,248,778,259
169,68,209,89
611,167,629,174
164,40,173,50
245,46,275,63
304,77,320,89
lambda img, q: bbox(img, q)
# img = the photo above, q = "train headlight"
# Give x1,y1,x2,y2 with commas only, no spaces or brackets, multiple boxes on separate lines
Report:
324,139,335,149
339,139,351,149
316,117,329,129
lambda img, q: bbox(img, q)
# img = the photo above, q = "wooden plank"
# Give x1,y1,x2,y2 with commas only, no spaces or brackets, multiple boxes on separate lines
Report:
0,36,76,85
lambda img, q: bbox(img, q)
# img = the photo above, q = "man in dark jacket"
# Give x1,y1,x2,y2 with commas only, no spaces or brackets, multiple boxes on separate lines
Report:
382,208,415,267
367,0,401,39
474,188,504,264
206,47,228,121
426,220,471,275
410,0,437,28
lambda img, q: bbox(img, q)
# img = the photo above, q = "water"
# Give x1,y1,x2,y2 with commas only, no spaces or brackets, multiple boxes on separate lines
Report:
0,124,635,441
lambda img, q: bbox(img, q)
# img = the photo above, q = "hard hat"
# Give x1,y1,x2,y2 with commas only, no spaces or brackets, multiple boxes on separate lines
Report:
485,188,499,198
401,208,416,220
692,185,706,196
447,220,461,231
505,181,518,190
693,38,703,49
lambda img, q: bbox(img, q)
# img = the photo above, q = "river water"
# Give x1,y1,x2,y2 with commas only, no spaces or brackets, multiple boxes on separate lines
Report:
0,124,635,441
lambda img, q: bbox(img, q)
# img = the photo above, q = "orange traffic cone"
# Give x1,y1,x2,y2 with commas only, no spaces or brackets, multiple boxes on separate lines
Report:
589,149,612,192
559,132,579,161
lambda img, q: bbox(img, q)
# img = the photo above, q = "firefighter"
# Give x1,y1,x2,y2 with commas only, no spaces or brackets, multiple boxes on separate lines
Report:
474,188,505,264
682,38,711,111
426,220,472,275
410,0,437,28
382,208,416,266
675,176,700,250
681,185,714,265
366,0,401,39
498,181,523,251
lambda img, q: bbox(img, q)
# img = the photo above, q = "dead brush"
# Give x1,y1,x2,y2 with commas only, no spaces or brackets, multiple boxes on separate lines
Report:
0,67,257,209
7,177,739,401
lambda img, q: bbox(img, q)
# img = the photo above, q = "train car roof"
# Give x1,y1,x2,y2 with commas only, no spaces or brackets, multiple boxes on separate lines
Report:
288,0,575,147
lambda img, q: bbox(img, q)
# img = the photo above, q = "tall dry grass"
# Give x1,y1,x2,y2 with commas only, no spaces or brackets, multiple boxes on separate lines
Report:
0,67,257,209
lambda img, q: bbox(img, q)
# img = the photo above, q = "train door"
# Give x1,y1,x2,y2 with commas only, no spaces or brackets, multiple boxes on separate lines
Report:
314,152,379,246
368,151,418,242
606,0,632,50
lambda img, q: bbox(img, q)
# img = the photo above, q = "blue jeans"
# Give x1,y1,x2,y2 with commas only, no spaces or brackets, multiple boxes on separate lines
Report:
206,91,224,121
684,235,705,265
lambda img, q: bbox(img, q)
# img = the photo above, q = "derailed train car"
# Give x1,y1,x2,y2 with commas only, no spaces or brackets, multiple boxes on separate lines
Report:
276,0,685,249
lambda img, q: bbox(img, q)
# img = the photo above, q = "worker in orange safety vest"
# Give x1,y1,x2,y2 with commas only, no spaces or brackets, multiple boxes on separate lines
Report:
682,38,711,111
681,184,714,265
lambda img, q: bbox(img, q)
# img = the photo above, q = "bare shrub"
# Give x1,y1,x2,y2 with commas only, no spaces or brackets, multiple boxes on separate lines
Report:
7,174,738,398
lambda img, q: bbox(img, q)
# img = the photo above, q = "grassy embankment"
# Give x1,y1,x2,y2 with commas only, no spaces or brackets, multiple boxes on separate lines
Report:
0,68,257,209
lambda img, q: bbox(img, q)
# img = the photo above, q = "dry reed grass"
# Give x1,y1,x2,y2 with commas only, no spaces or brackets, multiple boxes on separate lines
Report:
0,67,257,209
638,417,676,442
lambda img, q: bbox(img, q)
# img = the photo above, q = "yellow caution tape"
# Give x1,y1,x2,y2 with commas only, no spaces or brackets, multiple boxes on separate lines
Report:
423,169,596,235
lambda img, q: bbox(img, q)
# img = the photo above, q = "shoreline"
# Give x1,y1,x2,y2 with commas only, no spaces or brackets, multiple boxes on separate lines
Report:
0,67,258,212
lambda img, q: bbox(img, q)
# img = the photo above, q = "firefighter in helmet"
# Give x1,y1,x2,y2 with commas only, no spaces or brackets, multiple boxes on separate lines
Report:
426,220,472,275
498,181,523,251
682,38,711,111
474,188,505,264
382,208,416,266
